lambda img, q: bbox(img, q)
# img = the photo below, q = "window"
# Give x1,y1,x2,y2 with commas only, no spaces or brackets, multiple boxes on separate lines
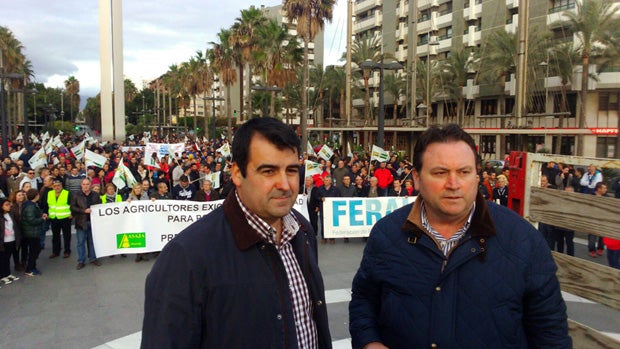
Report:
480,135,496,154
596,137,616,158
599,92,619,111
481,99,497,115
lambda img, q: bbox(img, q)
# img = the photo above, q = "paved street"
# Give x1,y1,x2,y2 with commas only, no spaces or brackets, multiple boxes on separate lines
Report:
0,233,618,349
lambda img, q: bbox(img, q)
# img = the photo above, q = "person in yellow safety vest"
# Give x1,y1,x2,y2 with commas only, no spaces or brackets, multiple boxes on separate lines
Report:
101,183,123,204
46,178,73,259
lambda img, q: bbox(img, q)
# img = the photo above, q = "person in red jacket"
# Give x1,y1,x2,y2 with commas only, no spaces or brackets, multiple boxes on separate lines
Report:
373,161,394,196
603,237,620,269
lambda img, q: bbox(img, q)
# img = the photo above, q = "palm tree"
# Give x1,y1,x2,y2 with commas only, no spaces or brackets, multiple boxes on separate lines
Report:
124,78,138,104
560,0,620,155
0,26,28,136
283,0,335,153
64,76,80,121
162,64,185,128
229,6,267,120
348,33,390,124
210,29,238,140
383,73,406,122
549,42,579,128
441,47,478,125
254,19,302,117
324,65,346,124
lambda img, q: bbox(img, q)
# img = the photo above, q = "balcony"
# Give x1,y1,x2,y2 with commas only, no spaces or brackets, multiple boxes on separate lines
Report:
355,0,382,14
396,2,408,18
354,12,382,32
418,0,439,11
506,0,518,9
505,14,518,33
462,25,481,47
463,0,482,20
547,4,577,27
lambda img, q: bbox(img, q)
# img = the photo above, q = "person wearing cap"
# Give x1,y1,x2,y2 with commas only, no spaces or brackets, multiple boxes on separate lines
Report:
172,175,196,201
46,178,73,259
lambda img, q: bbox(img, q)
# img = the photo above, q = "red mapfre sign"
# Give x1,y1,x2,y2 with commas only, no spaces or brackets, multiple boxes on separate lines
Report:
589,128,618,135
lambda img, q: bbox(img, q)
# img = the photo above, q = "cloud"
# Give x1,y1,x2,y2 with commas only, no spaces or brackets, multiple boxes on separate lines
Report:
1,0,346,104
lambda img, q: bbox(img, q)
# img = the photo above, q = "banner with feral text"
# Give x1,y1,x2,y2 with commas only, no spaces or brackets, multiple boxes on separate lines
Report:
91,196,310,257
322,196,416,238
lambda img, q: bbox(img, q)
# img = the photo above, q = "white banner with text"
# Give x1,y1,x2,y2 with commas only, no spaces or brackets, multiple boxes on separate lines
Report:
91,195,311,257
322,196,415,238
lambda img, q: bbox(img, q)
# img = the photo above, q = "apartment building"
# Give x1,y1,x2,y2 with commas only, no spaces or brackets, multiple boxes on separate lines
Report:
346,0,619,158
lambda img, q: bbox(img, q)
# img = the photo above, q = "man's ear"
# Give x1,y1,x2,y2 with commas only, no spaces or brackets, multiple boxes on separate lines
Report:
231,163,243,186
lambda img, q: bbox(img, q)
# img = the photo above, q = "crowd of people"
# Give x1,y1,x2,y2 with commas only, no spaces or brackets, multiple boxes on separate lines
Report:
0,129,618,289
539,161,620,269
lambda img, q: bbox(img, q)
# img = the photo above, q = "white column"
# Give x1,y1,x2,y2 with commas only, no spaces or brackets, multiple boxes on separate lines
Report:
112,0,125,141
99,0,113,140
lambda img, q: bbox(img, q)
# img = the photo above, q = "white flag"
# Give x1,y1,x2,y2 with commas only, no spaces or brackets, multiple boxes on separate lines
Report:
307,141,316,156
85,149,108,168
71,140,86,161
204,171,221,189
304,160,322,177
15,132,23,141
216,143,231,158
30,134,39,144
52,135,64,149
347,142,353,158
112,158,138,190
43,137,54,154
371,145,390,163
41,131,50,142
28,147,47,169
129,134,135,141
58,130,64,135
9,148,24,161
317,144,334,161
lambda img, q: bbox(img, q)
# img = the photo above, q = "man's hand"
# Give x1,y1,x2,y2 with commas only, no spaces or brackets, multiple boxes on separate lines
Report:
85,208,92,214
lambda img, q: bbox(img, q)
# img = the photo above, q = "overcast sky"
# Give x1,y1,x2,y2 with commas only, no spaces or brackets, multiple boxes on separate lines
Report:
0,0,347,104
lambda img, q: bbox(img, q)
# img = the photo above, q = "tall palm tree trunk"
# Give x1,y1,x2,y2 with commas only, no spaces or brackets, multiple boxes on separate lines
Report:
238,65,244,121
577,55,588,155
300,32,309,153
226,84,233,140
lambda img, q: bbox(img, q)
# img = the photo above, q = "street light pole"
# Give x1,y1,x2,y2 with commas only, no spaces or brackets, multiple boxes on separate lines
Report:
360,60,403,149
0,72,23,156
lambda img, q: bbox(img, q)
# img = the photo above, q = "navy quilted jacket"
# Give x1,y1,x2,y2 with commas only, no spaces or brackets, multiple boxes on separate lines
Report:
349,194,571,349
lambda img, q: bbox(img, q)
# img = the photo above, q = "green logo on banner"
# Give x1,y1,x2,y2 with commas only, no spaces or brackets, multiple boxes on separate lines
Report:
117,232,146,249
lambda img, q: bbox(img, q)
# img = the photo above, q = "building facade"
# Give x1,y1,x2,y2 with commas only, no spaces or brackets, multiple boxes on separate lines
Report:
321,0,619,158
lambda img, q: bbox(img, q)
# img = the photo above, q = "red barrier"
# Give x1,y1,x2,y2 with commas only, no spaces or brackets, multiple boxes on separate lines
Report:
507,151,526,216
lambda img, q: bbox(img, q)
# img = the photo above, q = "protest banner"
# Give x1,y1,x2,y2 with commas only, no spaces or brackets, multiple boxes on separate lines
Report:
91,196,310,256
143,143,185,168
71,140,86,160
322,196,415,238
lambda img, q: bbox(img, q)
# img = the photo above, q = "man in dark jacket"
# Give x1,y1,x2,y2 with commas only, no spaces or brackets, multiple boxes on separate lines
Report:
349,124,571,349
70,178,102,270
142,117,331,348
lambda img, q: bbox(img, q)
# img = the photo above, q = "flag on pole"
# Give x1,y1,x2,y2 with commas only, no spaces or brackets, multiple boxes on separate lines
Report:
15,132,23,141
43,137,54,154
112,158,138,190
28,147,48,169
85,149,108,168
203,171,221,189
41,131,50,142
216,143,231,158
52,135,64,149
347,142,353,158
9,148,24,161
71,140,86,161
317,144,334,161
307,141,316,156
371,145,390,163
30,134,39,144
304,160,322,177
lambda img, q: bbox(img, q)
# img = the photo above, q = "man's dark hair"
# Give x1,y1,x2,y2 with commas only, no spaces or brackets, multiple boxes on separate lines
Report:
595,182,606,192
232,117,300,177
412,124,479,172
